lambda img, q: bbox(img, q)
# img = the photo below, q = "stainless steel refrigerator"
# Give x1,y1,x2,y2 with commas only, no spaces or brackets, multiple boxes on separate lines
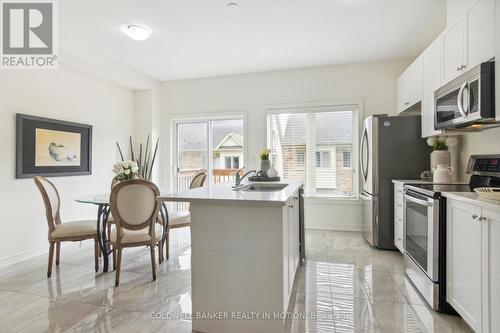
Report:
360,115,430,249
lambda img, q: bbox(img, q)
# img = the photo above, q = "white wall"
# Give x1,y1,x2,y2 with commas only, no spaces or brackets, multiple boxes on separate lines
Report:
161,59,410,231
0,66,134,264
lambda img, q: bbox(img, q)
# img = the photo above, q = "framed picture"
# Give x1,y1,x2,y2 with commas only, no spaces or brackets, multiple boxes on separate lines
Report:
16,114,92,178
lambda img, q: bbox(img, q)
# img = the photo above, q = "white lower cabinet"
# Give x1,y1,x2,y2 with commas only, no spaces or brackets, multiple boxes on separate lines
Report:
393,183,404,252
484,208,500,333
447,198,500,333
282,190,300,310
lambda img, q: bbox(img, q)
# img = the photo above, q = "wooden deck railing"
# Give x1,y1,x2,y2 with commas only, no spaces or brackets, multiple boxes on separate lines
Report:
176,168,241,210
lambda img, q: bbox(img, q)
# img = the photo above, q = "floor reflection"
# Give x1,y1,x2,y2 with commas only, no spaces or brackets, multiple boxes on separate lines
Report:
0,229,473,333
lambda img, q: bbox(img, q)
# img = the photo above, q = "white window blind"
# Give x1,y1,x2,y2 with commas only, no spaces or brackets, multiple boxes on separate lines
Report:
268,105,358,198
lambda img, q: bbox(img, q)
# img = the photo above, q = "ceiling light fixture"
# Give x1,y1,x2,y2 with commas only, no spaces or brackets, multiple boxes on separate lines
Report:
122,24,154,41
226,2,239,8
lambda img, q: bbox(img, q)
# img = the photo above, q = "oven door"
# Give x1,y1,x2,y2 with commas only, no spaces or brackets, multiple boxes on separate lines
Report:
403,189,439,281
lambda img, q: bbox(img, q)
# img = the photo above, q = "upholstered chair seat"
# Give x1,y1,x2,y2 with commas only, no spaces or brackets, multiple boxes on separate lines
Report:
160,211,190,226
110,224,163,244
51,220,97,238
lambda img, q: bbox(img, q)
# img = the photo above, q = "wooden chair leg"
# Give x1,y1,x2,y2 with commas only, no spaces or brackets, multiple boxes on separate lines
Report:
47,242,55,278
94,237,99,272
150,244,156,281
55,242,61,266
115,248,122,287
112,247,116,271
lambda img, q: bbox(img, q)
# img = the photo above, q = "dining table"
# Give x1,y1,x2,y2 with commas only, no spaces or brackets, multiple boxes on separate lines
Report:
75,193,168,273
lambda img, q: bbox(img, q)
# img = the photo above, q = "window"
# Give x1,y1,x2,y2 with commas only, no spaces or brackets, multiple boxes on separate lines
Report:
342,150,351,168
268,105,358,197
315,151,331,168
224,157,232,169
296,151,306,169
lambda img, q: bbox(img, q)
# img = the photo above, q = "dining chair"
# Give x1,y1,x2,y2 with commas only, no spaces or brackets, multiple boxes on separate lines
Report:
33,176,99,278
109,175,165,268
109,179,162,286
161,172,206,260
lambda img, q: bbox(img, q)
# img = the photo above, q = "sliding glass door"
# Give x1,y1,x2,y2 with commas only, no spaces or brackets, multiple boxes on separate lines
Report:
175,117,245,194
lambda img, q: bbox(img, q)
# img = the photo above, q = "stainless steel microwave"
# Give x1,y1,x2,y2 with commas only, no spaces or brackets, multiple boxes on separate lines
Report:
434,62,496,130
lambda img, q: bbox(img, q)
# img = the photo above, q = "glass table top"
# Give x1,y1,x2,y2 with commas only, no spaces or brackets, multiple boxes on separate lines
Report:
75,192,169,205
74,193,110,205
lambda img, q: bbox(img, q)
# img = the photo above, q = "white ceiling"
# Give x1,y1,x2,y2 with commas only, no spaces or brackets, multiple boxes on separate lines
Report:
59,0,446,81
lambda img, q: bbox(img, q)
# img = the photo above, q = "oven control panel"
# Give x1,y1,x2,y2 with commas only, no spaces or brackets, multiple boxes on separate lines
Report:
467,155,500,175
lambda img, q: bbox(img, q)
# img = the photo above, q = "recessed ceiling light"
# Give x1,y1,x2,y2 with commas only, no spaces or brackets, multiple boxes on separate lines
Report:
226,2,239,8
122,24,154,41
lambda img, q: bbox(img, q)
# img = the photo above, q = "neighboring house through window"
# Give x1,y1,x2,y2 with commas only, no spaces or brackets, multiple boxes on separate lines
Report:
342,150,351,168
267,104,359,198
315,151,331,168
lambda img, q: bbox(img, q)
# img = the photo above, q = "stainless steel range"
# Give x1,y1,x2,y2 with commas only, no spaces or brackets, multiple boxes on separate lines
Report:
403,155,500,313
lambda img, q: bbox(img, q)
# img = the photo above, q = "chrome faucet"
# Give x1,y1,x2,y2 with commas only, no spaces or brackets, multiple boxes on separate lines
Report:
233,167,256,188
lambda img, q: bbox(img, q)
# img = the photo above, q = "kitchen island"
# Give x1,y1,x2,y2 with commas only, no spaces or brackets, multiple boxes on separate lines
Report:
158,181,303,333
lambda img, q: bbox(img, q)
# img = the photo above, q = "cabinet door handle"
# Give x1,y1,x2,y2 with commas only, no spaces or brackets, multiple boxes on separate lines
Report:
472,214,479,219
404,102,410,106
479,216,487,221
289,204,294,208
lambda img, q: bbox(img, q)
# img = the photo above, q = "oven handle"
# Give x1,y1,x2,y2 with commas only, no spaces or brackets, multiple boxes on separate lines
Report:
405,193,433,207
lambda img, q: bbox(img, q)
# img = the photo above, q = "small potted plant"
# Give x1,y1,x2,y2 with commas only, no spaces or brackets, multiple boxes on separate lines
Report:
112,160,139,181
427,136,458,172
259,148,271,177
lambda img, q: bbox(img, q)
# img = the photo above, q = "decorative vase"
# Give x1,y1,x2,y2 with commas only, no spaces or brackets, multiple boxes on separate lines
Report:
267,166,278,178
260,160,271,177
430,150,451,173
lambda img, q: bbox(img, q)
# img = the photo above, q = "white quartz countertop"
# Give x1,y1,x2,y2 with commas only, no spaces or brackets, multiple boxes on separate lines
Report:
157,180,303,205
392,179,433,184
443,192,500,212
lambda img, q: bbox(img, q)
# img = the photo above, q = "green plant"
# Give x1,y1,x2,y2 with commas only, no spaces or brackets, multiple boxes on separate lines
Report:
116,136,159,181
260,148,271,161
426,137,448,151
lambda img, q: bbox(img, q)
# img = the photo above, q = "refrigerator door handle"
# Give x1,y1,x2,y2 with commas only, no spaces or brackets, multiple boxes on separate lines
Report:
360,128,369,181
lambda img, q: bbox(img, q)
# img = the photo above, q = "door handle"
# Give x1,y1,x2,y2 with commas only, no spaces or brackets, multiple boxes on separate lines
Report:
405,195,432,207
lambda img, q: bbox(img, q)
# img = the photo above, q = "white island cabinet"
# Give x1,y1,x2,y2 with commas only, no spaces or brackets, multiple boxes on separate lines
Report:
158,181,303,333
445,194,500,333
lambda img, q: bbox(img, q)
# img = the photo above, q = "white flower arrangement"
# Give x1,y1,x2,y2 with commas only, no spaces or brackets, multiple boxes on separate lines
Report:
113,160,139,181
426,135,458,151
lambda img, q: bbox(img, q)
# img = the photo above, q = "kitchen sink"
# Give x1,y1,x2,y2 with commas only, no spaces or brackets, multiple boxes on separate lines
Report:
236,183,289,192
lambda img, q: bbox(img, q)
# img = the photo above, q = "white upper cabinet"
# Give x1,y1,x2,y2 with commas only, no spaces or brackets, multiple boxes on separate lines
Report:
444,0,494,83
447,0,481,25
422,34,444,137
467,0,495,67
397,56,423,114
443,18,467,82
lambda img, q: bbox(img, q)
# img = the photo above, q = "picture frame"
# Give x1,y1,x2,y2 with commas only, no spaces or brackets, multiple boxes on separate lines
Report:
16,114,93,178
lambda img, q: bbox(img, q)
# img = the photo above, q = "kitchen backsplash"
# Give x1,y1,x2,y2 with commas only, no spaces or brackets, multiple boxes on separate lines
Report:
457,126,500,182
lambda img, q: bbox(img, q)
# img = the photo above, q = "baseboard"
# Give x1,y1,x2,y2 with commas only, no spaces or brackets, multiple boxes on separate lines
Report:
0,240,92,270
305,222,363,232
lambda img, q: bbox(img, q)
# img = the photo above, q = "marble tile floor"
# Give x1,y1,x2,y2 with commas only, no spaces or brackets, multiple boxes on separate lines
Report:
0,229,473,333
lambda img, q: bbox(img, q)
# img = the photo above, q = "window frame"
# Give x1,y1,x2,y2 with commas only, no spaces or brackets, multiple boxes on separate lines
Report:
265,102,361,199
170,112,247,193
